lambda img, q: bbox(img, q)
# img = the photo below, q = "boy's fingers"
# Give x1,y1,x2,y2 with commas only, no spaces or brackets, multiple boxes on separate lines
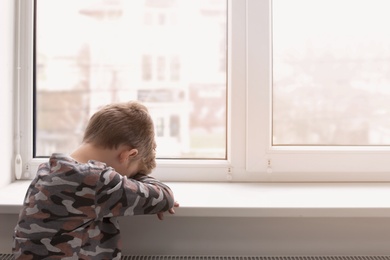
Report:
157,201,179,220
168,201,179,214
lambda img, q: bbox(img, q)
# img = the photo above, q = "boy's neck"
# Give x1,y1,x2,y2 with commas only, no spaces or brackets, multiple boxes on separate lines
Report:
70,143,116,165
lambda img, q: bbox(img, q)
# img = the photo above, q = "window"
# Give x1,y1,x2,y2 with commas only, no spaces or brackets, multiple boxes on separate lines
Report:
33,0,227,160
18,0,234,181
246,0,390,181
273,0,390,146
17,0,390,182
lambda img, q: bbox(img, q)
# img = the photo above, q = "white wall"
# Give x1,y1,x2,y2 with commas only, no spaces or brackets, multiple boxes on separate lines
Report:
119,216,390,255
1,214,390,255
0,0,15,187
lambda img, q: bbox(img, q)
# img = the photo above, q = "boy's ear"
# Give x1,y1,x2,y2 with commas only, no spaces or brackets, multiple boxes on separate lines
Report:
119,148,138,162
128,148,138,159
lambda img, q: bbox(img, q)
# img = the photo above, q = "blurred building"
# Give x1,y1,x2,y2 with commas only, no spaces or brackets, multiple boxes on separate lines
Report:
36,0,227,158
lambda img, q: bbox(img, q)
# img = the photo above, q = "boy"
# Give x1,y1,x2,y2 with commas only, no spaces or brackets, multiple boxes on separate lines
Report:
13,101,179,259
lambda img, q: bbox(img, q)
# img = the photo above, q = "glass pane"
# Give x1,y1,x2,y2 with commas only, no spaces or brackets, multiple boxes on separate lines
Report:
272,0,390,146
35,0,227,159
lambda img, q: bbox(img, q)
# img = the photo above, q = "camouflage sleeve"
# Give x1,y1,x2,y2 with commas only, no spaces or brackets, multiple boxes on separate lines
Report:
95,169,175,218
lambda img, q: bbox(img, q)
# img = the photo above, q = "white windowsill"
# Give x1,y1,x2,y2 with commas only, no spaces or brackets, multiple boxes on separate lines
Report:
1,180,390,217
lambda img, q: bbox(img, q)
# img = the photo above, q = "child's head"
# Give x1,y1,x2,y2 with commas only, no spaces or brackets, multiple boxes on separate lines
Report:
83,101,156,174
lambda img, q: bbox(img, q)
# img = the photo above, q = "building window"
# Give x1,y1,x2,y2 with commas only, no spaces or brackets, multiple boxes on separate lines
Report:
170,56,180,81
142,55,153,81
170,115,180,138
155,117,165,137
157,56,166,81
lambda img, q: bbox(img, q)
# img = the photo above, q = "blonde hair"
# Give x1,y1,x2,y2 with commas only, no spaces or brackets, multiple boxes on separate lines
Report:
83,101,156,172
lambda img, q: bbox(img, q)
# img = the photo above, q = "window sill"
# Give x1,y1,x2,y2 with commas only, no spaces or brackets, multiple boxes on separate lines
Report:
1,180,390,217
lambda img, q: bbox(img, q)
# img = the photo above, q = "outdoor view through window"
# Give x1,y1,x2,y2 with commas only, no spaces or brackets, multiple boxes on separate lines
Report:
273,0,390,146
35,0,227,159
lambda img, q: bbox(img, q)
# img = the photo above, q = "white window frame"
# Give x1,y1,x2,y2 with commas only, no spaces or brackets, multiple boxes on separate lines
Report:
17,0,244,182
245,0,390,182
16,0,390,182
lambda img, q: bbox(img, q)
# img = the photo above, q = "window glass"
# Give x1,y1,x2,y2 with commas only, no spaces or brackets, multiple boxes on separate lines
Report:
272,0,390,146
35,0,227,159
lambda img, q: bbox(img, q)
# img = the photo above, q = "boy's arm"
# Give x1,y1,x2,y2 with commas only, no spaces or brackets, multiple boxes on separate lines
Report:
95,169,175,218
133,173,179,220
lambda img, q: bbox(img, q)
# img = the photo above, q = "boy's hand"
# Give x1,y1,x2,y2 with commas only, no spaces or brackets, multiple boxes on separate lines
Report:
157,201,179,220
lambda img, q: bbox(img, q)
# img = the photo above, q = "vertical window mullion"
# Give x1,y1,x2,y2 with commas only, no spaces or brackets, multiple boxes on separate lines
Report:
245,0,272,174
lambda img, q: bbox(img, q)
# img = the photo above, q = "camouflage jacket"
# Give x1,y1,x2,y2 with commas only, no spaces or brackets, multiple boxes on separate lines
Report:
13,153,175,259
